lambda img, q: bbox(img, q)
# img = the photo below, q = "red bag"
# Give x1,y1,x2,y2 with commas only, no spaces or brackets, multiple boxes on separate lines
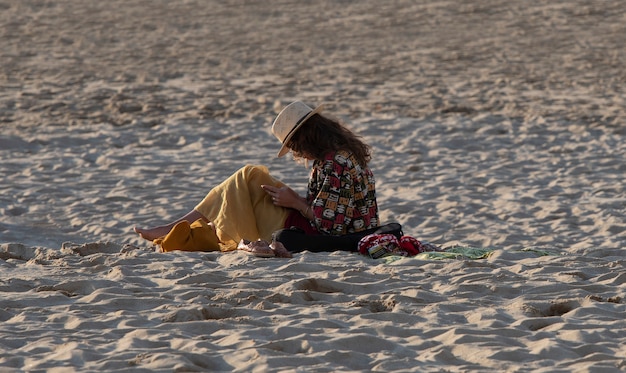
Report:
358,234,401,258
399,236,425,255
359,234,439,258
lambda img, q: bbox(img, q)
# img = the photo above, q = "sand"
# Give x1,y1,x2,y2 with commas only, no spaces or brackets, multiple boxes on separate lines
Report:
1,0,625,371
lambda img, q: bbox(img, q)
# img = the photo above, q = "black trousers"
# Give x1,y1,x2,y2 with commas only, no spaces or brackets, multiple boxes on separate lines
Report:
272,223,403,253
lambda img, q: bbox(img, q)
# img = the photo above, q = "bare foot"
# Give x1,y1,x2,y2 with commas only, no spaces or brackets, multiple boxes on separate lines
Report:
237,239,275,258
270,241,293,258
134,211,207,242
133,225,172,241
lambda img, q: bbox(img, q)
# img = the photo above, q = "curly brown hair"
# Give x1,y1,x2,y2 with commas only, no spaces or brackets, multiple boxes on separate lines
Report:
286,114,371,165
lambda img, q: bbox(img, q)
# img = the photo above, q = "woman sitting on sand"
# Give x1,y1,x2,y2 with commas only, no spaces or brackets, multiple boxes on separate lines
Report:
134,101,379,251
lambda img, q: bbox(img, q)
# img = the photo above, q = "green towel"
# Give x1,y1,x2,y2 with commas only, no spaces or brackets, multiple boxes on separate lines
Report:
416,246,495,260
381,245,561,264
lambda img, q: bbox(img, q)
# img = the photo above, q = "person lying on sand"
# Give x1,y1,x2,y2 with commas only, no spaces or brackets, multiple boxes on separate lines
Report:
134,101,380,252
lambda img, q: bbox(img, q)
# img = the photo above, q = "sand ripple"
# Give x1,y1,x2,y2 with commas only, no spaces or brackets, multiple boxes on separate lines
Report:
0,243,624,371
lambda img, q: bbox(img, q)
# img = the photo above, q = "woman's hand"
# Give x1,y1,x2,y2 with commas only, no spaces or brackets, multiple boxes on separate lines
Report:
261,184,305,210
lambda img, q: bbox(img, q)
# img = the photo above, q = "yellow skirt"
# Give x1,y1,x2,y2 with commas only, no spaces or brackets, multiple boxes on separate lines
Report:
194,165,290,251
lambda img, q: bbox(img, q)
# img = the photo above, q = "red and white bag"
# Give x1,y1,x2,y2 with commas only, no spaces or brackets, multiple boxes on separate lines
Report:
358,234,401,258
358,234,440,258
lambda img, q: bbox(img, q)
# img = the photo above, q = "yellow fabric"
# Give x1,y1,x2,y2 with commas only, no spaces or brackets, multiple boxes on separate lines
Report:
155,219,220,252
194,165,290,251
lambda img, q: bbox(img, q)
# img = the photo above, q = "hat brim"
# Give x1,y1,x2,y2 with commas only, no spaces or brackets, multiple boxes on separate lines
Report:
277,104,324,157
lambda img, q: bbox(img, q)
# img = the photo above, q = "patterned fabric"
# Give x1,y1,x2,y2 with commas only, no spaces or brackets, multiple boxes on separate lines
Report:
306,150,379,235
358,233,442,259
358,233,400,258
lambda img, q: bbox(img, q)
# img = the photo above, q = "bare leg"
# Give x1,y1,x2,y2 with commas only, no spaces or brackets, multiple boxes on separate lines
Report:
134,210,207,241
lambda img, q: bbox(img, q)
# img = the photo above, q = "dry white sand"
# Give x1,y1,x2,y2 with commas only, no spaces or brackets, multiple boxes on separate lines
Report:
1,0,625,371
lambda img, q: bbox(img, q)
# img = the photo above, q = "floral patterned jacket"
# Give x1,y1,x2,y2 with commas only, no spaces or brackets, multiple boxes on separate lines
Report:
306,150,379,235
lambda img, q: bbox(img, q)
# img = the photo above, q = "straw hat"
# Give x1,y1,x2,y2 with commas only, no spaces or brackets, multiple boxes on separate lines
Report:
271,101,323,157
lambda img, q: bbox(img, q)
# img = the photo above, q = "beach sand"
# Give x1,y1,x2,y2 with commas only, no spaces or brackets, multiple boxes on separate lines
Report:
1,0,624,371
